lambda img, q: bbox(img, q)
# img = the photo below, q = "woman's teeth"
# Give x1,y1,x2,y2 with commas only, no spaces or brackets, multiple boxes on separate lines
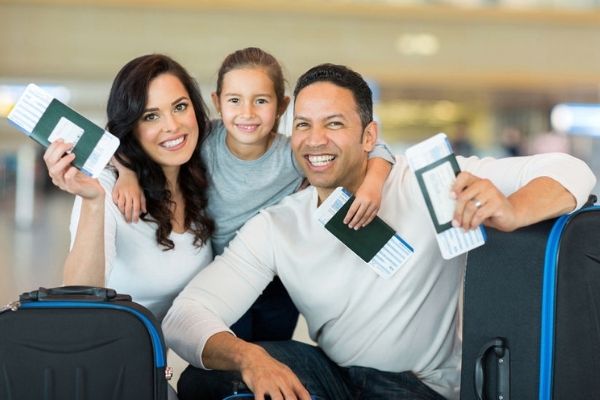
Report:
162,136,184,148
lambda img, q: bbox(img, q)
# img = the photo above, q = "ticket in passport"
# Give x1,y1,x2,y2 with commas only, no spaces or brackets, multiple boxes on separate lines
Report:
405,133,486,259
7,83,119,178
316,187,414,279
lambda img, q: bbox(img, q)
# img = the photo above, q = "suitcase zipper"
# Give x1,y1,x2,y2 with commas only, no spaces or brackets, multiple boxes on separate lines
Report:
165,366,173,381
0,301,20,314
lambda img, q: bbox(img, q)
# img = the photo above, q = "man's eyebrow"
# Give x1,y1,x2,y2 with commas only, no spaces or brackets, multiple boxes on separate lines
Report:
294,113,346,121
324,114,345,120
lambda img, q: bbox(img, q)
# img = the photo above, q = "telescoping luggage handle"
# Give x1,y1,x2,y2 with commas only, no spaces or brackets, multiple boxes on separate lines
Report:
19,286,132,302
474,337,510,400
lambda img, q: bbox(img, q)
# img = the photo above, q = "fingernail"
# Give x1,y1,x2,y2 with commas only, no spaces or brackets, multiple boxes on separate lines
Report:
449,191,457,200
452,219,460,228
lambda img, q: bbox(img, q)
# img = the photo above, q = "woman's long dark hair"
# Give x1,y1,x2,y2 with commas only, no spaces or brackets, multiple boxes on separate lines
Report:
106,54,213,250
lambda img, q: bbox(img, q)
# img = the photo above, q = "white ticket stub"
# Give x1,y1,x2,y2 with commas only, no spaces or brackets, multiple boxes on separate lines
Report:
316,187,414,279
405,133,485,259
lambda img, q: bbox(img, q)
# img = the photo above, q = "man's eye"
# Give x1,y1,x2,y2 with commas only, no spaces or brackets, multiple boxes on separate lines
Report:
175,102,188,112
294,122,308,129
328,121,343,128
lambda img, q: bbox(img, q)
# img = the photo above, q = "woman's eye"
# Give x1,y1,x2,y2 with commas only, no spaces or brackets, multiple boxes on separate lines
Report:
175,102,188,112
143,113,158,122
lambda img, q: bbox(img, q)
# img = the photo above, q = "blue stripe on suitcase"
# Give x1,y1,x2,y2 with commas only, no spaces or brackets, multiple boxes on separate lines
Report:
539,205,600,400
19,301,166,367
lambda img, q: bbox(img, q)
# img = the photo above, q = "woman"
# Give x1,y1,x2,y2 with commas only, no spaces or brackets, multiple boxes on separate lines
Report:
43,54,214,321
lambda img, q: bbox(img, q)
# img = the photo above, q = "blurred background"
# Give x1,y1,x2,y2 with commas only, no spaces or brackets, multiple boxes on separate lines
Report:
1,0,600,316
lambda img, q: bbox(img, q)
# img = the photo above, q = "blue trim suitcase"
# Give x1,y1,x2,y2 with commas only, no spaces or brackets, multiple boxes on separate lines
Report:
460,198,600,400
0,286,169,400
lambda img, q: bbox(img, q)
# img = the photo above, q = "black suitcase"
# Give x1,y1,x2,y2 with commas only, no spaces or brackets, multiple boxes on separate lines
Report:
460,198,600,400
0,286,170,400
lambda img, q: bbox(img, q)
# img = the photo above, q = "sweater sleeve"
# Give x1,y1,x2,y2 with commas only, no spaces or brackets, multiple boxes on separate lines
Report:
162,212,277,368
368,137,396,165
458,152,596,211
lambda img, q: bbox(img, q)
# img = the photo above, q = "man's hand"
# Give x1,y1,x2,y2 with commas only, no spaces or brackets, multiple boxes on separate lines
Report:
203,333,311,400
451,171,519,232
239,345,311,400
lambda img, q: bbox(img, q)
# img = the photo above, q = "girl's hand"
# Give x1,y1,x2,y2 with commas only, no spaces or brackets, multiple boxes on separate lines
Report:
344,180,381,229
43,139,104,200
113,172,146,223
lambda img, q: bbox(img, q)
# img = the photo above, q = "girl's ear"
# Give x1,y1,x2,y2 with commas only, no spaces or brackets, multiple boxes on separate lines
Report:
211,92,221,114
278,96,291,116
362,121,378,152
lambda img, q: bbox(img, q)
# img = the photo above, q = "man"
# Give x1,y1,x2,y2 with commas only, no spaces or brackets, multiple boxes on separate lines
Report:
163,64,596,400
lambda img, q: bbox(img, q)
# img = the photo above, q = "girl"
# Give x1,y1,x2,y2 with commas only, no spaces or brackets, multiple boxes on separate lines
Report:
113,47,394,341
43,54,214,322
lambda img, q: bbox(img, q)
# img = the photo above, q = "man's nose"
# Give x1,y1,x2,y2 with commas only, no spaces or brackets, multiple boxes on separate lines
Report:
305,127,328,147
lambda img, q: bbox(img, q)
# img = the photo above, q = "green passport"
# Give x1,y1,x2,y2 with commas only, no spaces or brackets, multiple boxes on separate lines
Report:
7,84,120,178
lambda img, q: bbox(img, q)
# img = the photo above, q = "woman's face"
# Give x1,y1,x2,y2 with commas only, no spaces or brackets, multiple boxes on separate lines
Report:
134,73,199,174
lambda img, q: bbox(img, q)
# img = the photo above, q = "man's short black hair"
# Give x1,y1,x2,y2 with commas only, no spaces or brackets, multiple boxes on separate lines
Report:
293,63,373,129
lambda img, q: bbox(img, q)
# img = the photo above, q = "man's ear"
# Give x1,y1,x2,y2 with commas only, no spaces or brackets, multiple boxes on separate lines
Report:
210,92,221,114
362,121,378,152
279,96,291,117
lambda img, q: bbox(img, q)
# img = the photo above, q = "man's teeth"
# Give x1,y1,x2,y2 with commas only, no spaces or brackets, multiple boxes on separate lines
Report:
162,136,184,148
308,155,335,166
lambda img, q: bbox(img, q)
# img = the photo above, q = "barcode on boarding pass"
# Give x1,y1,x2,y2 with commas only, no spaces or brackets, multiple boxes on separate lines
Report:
316,187,351,225
7,84,53,133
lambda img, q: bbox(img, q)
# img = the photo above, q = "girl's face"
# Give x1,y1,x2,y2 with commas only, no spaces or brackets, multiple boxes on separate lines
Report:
134,73,199,175
212,67,280,160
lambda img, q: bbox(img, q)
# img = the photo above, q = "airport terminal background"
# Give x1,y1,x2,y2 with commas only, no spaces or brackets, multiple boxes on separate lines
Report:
1,0,600,386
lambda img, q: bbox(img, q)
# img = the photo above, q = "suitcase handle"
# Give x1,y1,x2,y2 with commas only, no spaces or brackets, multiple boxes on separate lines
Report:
20,286,119,302
474,337,510,400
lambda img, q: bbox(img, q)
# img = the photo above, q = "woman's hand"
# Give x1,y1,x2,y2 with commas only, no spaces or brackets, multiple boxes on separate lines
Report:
43,139,104,200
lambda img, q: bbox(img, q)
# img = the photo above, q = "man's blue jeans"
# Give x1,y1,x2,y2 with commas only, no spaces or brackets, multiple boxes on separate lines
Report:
177,340,447,400
230,277,299,342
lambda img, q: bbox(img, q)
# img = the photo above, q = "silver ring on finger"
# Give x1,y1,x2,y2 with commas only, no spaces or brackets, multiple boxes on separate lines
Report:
472,198,483,209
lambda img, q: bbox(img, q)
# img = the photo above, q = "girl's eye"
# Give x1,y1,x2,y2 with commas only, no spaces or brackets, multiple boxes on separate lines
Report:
142,113,158,122
175,102,188,112
256,98,268,105
227,98,239,104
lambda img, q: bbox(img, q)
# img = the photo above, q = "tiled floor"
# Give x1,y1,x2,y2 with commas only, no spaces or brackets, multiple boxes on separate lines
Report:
0,188,71,306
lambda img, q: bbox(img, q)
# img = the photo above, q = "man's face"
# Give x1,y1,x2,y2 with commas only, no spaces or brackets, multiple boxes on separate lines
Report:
291,82,375,198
